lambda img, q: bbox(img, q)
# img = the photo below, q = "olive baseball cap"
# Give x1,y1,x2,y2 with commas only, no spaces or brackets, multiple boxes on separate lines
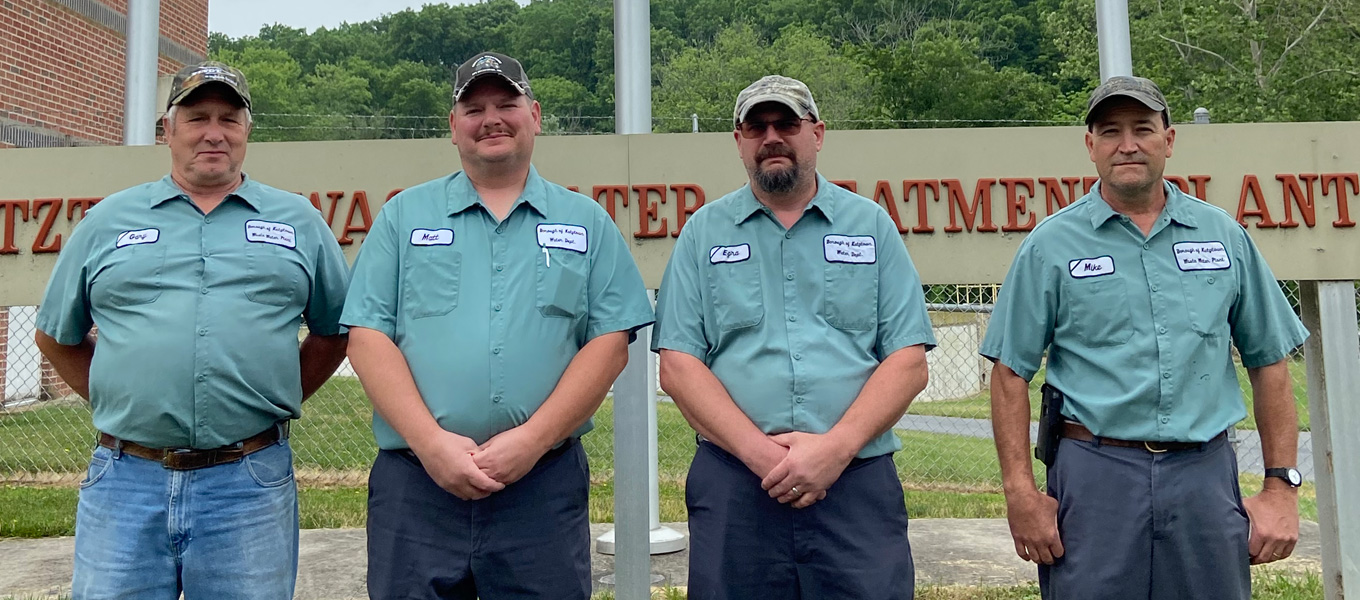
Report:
1085,76,1170,125
167,61,251,111
454,52,533,102
733,75,820,126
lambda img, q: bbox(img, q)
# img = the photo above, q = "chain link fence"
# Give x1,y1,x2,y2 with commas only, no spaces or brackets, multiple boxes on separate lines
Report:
2,281,1336,496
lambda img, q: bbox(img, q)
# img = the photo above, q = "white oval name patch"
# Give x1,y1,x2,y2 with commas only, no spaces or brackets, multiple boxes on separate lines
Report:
1068,256,1115,278
410,228,454,246
116,228,160,249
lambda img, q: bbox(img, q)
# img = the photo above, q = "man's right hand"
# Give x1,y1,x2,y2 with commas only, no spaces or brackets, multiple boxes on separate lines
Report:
1006,487,1064,564
411,430,505,501
740,436,790,480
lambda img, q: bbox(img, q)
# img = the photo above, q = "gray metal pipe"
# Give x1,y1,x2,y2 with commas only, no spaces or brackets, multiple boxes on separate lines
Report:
122,0,161,146
1094,0,1133,81
613,0,651,135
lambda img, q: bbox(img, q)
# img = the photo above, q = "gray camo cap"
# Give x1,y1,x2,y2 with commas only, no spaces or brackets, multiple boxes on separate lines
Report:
733,75,820,126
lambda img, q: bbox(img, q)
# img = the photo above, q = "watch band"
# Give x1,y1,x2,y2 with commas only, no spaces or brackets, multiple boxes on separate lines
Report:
1264,467,1302,488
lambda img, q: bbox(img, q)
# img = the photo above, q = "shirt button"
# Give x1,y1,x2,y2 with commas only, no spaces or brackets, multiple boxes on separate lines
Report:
196,375,206,382
197,328,207,336
792,352,802,360
1143,243,1150,250
204,217,213,224
795,396,805,403
493,395,503,403
1207,277,1215,284
200,288,208,294
787,315,796,322
786,273,795,281
1151,284,1159,292
785,233,793,239
493,347,501,355
1157,326,1167,334
494,304,502,311
1160,416,1170,424
1162,371,1171,379
495,264,504,272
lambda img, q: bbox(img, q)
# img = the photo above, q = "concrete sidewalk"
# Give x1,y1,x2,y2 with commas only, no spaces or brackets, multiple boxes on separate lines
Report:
0,520,1322,598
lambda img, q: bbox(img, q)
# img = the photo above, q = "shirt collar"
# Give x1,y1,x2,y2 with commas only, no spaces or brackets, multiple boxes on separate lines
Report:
445,165,549,218
732,172,836,226
1086,179,1198,229
149,174,262,211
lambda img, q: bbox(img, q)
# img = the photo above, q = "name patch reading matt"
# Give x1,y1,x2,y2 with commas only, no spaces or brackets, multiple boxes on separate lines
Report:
116,228,159,248
536,223,588,253
245,221,297,249
1068,256,1115,278
1174,241,1231,271
823,235,877,264
709,244,751,264
410,229,454,246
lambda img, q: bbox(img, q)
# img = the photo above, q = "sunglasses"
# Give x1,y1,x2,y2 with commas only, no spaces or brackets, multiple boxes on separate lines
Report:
737,117,813,139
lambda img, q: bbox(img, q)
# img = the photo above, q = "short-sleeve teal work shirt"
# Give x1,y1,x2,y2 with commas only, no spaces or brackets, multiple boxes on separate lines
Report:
35,175,351,448
980,181,1309,442
652,174,936,459
341,167,654,450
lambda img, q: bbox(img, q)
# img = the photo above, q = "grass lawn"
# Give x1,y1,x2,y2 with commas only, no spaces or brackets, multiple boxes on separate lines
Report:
906,359,1311,431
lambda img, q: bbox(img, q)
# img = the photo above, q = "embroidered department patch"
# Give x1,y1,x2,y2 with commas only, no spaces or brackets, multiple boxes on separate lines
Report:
1173,241,1231,271
823,235,876,264
536,223,588,253
245,220,297,249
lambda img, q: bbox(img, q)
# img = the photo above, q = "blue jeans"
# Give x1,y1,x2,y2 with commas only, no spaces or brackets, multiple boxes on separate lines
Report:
73,437,299,600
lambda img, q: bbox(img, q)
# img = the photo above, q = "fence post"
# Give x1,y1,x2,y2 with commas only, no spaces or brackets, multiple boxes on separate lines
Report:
611,321,653,598
1299,280,1360,600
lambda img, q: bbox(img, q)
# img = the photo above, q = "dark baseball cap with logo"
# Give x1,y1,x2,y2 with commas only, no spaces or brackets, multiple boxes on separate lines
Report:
1085,76,1170,126
167,61,251,111
454,52,533,102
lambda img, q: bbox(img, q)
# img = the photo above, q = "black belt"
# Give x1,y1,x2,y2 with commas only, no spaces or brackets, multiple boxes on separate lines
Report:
98,422,289,470
1061,422,1226,453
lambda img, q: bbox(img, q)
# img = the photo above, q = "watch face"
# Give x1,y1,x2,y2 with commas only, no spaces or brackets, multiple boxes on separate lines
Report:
1288,469,1302,487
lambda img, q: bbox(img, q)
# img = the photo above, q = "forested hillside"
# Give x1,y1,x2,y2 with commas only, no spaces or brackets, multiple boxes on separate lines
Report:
208,0,1360,140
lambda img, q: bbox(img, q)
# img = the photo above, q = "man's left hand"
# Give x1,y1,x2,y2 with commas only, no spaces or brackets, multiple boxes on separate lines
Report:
472,426,552,486
1243,487,1299,564
760,432,855,509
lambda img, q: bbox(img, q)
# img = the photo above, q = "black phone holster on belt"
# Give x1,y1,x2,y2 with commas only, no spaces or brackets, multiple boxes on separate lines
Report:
1034,383,1066,467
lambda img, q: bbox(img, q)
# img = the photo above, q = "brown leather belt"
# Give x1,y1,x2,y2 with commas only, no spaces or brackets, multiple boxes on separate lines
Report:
97,422,288,471
1060,422,1225,453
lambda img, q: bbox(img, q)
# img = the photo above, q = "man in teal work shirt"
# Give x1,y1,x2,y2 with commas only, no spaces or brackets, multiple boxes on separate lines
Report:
982,76,1309,600
653,75,934,599
34,61,350,600
342,52,653,600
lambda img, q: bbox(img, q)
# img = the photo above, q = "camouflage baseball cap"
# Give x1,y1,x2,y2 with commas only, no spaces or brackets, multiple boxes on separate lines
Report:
167,61,250,111
734,75,820,126
454,52,533,102
1085,76,1170,125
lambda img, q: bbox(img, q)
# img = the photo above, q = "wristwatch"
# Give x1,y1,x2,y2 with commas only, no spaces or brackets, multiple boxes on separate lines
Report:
1265,467,1303,488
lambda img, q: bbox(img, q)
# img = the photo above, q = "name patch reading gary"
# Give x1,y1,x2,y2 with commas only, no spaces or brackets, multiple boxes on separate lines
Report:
116,228,159,248
823,235,876,264
536,223,588,253
245,220,297,249
410,228,454,246
1068,256,1115,278
709,243,751,264
1174,241,1231,271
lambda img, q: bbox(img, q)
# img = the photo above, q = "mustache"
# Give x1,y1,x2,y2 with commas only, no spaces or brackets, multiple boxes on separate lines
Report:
476,127,513,141
756,145,796,163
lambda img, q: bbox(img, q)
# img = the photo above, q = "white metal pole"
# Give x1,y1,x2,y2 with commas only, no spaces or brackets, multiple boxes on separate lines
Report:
122,0,160,146
1300,281,1360,600
1094,0,1133,81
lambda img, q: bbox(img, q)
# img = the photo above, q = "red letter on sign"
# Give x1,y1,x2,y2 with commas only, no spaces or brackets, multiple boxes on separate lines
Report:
904,180,937,233
1321,173,1359,227
1276,174,1319,228
0,200,31,254
1039,177,1073,216
872,180,907,233
940,179,998,233
32,198,63,253
337,191,374,245
593,185,630,221
634,184,669,238
671,184,705,237
1235,176,1277,228
1001,178,1036,232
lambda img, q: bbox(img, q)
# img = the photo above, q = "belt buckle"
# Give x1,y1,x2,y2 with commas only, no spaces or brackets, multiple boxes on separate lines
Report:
1143,441,1169,453
164,448,209,470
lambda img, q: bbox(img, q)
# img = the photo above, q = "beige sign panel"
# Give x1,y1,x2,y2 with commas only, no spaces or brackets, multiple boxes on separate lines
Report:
1,123,1358,305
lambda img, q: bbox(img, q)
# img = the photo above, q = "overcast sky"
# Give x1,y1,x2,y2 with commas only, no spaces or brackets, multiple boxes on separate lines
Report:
209,0,515,38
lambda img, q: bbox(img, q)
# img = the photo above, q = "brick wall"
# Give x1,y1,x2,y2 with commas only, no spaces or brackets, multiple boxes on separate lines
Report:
0,0,208,147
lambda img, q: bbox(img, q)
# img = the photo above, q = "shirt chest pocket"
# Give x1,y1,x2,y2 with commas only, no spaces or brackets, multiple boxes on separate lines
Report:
824,263,879,331
404,247,461,319
536,249,588,319
1179,271,1236,337
708,261,763,331
1061,277,1134,347
94,244,166,307
245,243,305,307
